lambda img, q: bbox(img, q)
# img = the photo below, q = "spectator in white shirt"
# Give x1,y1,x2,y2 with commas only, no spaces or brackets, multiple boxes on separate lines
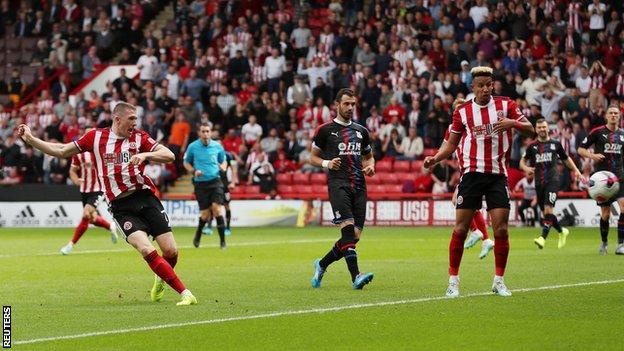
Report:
575,65,591,96
241,115,263,146
264,48,286,93
397,127,424,160
516,70,547,105
469,0,489,29
136,47,159,82
290,19,312,56
297,57,336,89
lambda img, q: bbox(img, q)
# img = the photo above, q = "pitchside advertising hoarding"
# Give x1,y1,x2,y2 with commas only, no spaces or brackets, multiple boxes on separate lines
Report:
0,199,613,228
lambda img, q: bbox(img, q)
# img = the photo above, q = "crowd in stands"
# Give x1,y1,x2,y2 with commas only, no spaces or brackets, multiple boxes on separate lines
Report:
1,0,624,197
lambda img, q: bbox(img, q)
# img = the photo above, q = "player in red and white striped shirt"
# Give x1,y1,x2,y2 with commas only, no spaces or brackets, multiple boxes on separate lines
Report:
425,67,534,298
59,145,118,255
17,102,197,306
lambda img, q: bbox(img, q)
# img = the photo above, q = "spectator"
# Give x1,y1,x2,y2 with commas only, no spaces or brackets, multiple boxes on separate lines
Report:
241,115,263,146
286,75,312,107
136,47,159,83
398,127,424,160
383,97,406,124
382,128,402,158
82,46,101,79
264,48,286,94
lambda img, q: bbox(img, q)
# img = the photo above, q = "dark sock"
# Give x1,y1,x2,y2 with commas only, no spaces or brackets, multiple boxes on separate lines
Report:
194,217,206,242
344,248,360,282
226,209,231,230
207,217,213,229
216,216,226,244
549,213,562,233
319,243,343,269
600,218,609,243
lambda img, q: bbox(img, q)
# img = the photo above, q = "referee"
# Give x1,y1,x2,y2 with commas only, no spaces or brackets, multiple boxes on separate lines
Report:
184,123,228,249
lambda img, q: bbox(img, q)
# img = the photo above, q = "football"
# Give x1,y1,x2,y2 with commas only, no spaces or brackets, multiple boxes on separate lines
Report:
588,171,620,202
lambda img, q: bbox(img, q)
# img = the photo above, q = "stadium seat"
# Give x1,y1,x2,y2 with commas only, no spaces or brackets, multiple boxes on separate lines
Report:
245,185,261,194
385,184,404,193
382,173,399,184
393,160,410,172
276,173,292,185
310,173,327,185
367,175,381,184
423,148,437,157
292,172,310,184
312,185,327,196
396,172,414,183
277,185,293,194
231,186,244,194
297,186,314,194
369,185,385,193
376,160,393,173
411,160,424,172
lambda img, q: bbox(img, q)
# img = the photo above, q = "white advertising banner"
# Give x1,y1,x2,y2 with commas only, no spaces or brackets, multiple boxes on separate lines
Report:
0,199,609,228
0,200,305,228
320,199,606,227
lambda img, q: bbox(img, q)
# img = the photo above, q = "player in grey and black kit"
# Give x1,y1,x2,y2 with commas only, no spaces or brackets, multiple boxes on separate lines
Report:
521,119,582,249
578,106,624,255
310,88,375,290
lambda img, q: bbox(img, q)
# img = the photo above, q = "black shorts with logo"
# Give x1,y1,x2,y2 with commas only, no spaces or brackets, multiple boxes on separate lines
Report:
110,189,171,239
456,172,510,210
536,182,559,211
194,178,225,210
328,184,367,229
81,191,103,207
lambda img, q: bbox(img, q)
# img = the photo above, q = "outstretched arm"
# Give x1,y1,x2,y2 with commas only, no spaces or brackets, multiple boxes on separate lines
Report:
131,144,175,165
18,124,79,158
424,132,460,169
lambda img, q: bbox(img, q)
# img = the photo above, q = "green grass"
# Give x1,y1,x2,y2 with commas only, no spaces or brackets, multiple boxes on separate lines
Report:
1,226,623,350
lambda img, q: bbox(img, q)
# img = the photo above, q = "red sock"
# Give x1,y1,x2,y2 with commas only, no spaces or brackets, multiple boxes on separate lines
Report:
93,216,111,230
143,250,186,293
472,211,489,240
494,235,510,276
163,253,178,268
71,218,90,244
449,230,467,276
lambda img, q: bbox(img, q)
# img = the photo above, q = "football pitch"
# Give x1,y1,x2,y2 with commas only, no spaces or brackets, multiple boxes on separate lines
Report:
1,226,622,350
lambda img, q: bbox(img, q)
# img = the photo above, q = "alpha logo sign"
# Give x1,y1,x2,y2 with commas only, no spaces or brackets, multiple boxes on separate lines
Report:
11,206,40,227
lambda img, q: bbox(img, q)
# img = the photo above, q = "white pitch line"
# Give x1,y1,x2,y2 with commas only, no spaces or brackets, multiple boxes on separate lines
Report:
0,238,334,259
13,278,624,346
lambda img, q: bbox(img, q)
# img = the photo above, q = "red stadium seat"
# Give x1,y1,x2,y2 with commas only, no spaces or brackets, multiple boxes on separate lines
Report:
385,184,404,193
396,172,414,183
393,160,410,172
277,185,294,194
411,160,424,172
367,175,381,184
376,160,393,173
292,172,310,184
382,173,399,184
244,185,261,194
276,173,292,185
312,185,327,196
310,173,327,185
297,186,314,194
369,185,385,193
231,186,244,194
423,148,437,157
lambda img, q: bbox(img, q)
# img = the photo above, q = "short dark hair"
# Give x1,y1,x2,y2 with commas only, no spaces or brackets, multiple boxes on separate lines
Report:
535,118,547,124
199,122,212,129
335,88,355,102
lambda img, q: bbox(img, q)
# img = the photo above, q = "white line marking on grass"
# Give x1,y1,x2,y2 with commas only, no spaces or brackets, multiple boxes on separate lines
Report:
14,278,624,346
0,238,333,259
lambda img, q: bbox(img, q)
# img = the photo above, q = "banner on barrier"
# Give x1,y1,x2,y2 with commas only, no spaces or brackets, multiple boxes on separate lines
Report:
0,199,612,228
0,200,305,228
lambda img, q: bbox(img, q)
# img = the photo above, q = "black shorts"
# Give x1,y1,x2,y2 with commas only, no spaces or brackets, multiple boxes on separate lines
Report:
194,179,224,210
536,183,559,211
328,184,367,230
597,181,624,206
81,191,103,207
456,172,510,210
109,189,171,239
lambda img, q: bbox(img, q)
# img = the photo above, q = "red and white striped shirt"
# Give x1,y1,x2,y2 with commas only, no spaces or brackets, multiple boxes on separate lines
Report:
567,2,582,32
74,129,158,201
71,152,102,193
208,69,227,93
252,65,267,85
590,74,604,89
616,74,624,96
450,97,525,176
